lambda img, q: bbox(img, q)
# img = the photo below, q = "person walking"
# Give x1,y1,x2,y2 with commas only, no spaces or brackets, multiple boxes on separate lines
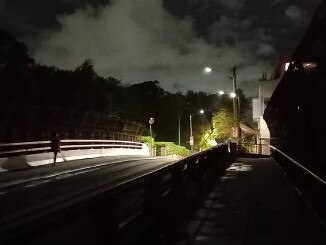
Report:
51,131,61,166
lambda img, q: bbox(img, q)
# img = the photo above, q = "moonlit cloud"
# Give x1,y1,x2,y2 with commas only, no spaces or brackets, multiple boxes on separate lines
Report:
31,0,274,97
285,5,307,25
0,0,313,98
257,43,275,57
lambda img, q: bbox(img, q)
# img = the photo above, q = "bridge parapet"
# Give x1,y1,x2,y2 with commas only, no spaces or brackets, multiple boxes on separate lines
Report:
0,139,149,172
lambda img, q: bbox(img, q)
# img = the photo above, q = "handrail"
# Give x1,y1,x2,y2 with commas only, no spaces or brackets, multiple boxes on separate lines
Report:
259,138,326,186
0,139,143,157
0,140,142,147
0,142,235,242
0,141,50,147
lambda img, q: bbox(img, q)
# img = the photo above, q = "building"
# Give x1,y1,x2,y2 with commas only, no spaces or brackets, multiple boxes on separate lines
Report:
252,51,293,154
264,0,326,177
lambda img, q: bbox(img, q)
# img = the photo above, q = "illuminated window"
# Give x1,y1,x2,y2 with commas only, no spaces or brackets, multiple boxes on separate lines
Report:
303,62,317,70
285,62,317,71
285,62,290,71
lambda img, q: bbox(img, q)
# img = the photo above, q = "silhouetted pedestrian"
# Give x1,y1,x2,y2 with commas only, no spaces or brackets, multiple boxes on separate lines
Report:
51,131,61,166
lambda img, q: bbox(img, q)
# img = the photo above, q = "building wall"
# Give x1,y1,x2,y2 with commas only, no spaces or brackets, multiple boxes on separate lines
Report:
264,0,326,178
252,52,293,155
258,116,271,155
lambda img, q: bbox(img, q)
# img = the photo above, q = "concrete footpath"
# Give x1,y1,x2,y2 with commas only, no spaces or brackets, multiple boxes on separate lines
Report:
177,158,326,245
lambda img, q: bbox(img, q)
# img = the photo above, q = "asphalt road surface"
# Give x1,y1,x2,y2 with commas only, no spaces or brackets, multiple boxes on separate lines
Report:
0,155,177,229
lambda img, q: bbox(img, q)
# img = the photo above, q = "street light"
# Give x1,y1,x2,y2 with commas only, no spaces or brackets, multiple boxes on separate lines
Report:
189,109,204,154
205,67,212,73
204,66,240,142
219,90,241,118
149,117,154,155
230,92,236,98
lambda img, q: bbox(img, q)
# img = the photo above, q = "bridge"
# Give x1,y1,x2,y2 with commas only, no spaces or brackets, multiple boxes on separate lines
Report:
0,141,325,244
1,1,326,244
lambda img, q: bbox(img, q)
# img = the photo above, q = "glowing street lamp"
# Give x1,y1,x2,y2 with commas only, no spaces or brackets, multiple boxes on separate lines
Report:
204,67,212,73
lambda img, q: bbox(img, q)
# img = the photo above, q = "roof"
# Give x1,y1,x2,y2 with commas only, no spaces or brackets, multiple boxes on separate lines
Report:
240,123,260,136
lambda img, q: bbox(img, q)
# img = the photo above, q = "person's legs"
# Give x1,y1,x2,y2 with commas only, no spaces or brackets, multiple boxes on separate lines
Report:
53,152,57,166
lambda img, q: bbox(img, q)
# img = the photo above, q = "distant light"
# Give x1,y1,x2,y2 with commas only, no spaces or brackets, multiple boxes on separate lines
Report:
199,109,204,114
230,92,236,98
303,62,317,70
285,62,290,71
204,67,212,73
297,106,300,110
218,90,225,95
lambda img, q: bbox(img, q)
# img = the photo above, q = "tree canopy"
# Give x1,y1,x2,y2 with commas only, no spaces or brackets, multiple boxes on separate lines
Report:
0,28,252,146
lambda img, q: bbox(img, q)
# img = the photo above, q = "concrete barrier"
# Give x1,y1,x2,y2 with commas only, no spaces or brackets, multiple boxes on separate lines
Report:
0,144,150,172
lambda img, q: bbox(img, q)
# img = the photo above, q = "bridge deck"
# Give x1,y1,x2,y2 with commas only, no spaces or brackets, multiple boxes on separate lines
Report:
179,157,326,244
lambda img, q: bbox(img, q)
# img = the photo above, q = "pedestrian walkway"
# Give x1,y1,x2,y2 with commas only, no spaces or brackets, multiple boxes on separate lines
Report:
178,158,326,244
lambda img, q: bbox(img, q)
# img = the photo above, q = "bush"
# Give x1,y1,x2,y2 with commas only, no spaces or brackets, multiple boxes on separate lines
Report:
155,141,190,157
141,136,154,149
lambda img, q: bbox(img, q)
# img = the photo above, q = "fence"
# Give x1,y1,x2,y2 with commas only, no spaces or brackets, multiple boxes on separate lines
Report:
0,139,143,158
260,139,326,226
0,143,237,243
0,139,149,172
0,105,145,143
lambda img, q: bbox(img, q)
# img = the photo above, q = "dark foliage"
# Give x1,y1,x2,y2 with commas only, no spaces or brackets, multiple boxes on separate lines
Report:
0,28,250,144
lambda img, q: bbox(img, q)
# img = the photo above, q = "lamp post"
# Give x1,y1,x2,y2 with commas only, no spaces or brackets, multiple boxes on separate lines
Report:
178,115,181,145
205,66,241,142
189,109,204,154
149,117,154,155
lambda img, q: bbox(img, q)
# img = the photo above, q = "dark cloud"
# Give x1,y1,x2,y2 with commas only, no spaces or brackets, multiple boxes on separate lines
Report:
0,0,322,97
0,0,109,36
271,0,288,6
216,0,245,10
285,5,307,25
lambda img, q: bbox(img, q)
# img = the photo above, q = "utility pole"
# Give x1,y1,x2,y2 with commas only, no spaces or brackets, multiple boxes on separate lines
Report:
232,67,241,141
189,114,193,153
149,118,154,155
178,115,181,145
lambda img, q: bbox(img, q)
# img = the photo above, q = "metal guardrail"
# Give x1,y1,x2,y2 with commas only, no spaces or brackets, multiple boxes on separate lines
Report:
259,138,326,228
268,144,326,186
0,143,237,243
258,138,326,186
0,139,143,158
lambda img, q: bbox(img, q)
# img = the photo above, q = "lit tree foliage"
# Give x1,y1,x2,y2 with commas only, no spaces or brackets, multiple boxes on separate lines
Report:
197,109,235,150
196,125,213,150
211,109,235,143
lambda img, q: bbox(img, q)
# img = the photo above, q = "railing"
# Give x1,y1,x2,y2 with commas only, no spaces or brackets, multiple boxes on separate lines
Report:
0,143,237,244
260,138,326,226
0,106,145,143
268,144,326,186
0,139,143,158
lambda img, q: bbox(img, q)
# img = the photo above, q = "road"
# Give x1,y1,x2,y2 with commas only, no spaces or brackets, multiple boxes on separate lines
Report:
2,155,325,245
0,155,177,235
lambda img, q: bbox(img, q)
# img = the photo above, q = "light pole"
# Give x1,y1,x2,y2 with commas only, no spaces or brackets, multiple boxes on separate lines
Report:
189,109,204,154
178,115,181,145
205,66,241,142
149,117,154,155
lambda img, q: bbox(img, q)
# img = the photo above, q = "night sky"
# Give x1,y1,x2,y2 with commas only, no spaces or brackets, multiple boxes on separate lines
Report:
0,0,321,96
